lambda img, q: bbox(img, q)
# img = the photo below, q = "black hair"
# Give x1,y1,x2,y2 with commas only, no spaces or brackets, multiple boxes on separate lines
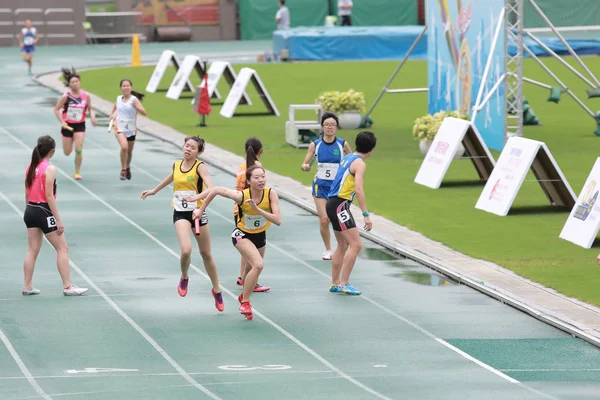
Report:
61,67,80,87
355,131,377,154
320,112,339,127
244,137,263,169
184,136,205,153
26,135,55,189
246,164,265,183
120,79,146,102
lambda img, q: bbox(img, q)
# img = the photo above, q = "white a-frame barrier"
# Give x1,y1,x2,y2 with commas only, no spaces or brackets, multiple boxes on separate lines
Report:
559,158,600,249
192,61,252,107
166,55,221,100
145,50,192,93
414,117,496,189
475,137,576,216
220,68,279,118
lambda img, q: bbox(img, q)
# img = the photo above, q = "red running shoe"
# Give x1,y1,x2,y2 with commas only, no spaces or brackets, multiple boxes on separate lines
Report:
178,277,188,297
212,289,224,312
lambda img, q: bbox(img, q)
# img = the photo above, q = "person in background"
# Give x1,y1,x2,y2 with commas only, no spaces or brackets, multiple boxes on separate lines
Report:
338,0,353,26
18,19,38,75
275,0,290,30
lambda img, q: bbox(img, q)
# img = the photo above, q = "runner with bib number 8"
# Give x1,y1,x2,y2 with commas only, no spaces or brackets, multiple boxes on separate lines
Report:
188,165,282,320
140,136,225,312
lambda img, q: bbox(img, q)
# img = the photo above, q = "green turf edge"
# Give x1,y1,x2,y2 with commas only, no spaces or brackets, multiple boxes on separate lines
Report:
77,58,600,307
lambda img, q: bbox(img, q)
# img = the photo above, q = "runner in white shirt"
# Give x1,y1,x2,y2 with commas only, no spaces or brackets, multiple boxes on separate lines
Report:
18,19,37,75
110,79,147,180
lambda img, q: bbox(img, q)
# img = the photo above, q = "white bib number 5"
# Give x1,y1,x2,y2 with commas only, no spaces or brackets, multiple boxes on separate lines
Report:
337,210,351,223
317,163,339,180
244,214,266,229
174,190,197,212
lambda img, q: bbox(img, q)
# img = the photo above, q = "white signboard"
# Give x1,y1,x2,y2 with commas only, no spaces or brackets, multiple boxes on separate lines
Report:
559,158,600,248
220,68,279,118
145,50,192,93
166,55,219,100
414,117,496,189
192,61,252,107
475,137,576,216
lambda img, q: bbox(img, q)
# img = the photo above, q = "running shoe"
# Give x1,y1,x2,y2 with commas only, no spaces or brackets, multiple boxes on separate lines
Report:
341,283,361,296
322,250,333,260
329,284,343,293
253,283,270,292
126,168,131,180
238,294,243,304
120,169,127,180
239,301,252,315
63,285,88,296
236,277,243,286
212,288,224,312
22,287,40,296
74,173,82,180
178,277,189,297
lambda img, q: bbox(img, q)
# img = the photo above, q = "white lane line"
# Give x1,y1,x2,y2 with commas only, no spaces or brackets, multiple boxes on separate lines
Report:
0,329,53,400
0,127,393,400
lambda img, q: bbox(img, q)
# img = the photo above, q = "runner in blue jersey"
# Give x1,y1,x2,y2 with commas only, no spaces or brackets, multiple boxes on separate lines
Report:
18,19,38,75
301,112,352,260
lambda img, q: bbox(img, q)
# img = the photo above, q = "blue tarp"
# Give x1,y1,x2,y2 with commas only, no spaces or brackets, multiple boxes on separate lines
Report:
272,26,600,61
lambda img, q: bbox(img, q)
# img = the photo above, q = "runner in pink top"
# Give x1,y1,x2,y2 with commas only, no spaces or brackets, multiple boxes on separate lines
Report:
53,67,97,181
22,135,87,297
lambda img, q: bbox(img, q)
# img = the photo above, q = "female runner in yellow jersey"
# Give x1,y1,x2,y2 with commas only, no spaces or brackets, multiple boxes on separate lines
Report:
188,165,282,320
140,136,224,312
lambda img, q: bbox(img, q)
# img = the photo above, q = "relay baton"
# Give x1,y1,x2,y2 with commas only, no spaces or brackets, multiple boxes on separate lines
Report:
309,154,317,167
107,118,114,133
194,217,200,236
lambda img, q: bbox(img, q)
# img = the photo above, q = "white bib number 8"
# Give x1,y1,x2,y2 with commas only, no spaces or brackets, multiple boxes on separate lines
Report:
47,216,57,228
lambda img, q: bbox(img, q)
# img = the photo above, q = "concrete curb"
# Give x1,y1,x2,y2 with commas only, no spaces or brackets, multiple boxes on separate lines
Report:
33,67,600,349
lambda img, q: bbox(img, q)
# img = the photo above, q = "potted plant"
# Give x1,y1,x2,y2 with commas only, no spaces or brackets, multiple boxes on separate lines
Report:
412,110,468,158
315,89,366,129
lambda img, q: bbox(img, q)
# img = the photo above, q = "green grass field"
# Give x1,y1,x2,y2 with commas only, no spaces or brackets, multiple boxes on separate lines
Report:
79,56,600,307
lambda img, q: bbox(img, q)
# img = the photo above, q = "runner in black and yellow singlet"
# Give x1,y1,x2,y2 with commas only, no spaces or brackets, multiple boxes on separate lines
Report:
325,131,377,297
141,136,225,312
189,165,282,320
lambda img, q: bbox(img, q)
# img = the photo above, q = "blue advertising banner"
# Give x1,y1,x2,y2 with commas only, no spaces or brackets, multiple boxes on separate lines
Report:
427,0,506,151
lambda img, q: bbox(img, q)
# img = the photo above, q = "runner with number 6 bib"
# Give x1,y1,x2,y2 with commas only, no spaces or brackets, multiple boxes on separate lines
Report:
110,79,147,181
22,135,88,297
325,131,377,296
140,136,224,312
189,165,282,320
301,112,352,261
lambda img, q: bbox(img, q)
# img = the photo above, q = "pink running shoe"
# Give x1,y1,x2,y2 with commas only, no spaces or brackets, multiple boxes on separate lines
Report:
178,277,189,297
239,301,252,318
253,284,270,293
212,289,224,312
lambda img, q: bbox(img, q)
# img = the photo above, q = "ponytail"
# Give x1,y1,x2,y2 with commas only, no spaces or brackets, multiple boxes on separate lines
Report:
246,145,257,169
131,90,145,102
244,136,263,168
25,135,56,189
25,147,41,189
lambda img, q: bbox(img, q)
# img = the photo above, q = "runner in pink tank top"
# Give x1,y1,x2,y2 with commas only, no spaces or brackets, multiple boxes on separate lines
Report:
53,67,97,181
22,135,88,297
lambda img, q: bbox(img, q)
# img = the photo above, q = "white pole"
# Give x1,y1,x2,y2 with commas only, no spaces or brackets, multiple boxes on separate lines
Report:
473,74,507,112
471,8,505,124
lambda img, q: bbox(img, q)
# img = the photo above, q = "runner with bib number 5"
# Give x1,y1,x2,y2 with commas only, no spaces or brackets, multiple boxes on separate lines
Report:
301,112,352,261
140,136,224,312
325,131,377,296
188,165,282,320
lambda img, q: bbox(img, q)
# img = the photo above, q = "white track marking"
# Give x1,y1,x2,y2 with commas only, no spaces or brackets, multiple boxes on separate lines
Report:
0,329,53,400
0,127,393,400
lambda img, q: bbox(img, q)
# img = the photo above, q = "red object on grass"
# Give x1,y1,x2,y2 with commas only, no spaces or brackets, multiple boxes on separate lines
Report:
197,74,211,115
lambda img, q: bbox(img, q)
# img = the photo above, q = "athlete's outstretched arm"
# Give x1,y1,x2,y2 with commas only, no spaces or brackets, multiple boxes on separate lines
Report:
53,95,69,129
300,142,316,171
141,173,173,199
351,160,372,231
44,165,64,235
192,187,243,220
247,189,282,226
343,140,352,155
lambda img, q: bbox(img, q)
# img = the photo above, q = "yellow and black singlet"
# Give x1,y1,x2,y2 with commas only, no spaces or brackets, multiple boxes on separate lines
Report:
171,159,206,212
235,187,272,234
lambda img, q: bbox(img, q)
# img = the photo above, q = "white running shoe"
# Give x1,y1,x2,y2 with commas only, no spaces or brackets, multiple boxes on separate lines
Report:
322,250,333,260
22,287,40,296
63,284,88,296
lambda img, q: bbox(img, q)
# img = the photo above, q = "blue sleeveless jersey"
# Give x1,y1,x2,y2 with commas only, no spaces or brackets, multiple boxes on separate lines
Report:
328,153,362,201
311,137,345,198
